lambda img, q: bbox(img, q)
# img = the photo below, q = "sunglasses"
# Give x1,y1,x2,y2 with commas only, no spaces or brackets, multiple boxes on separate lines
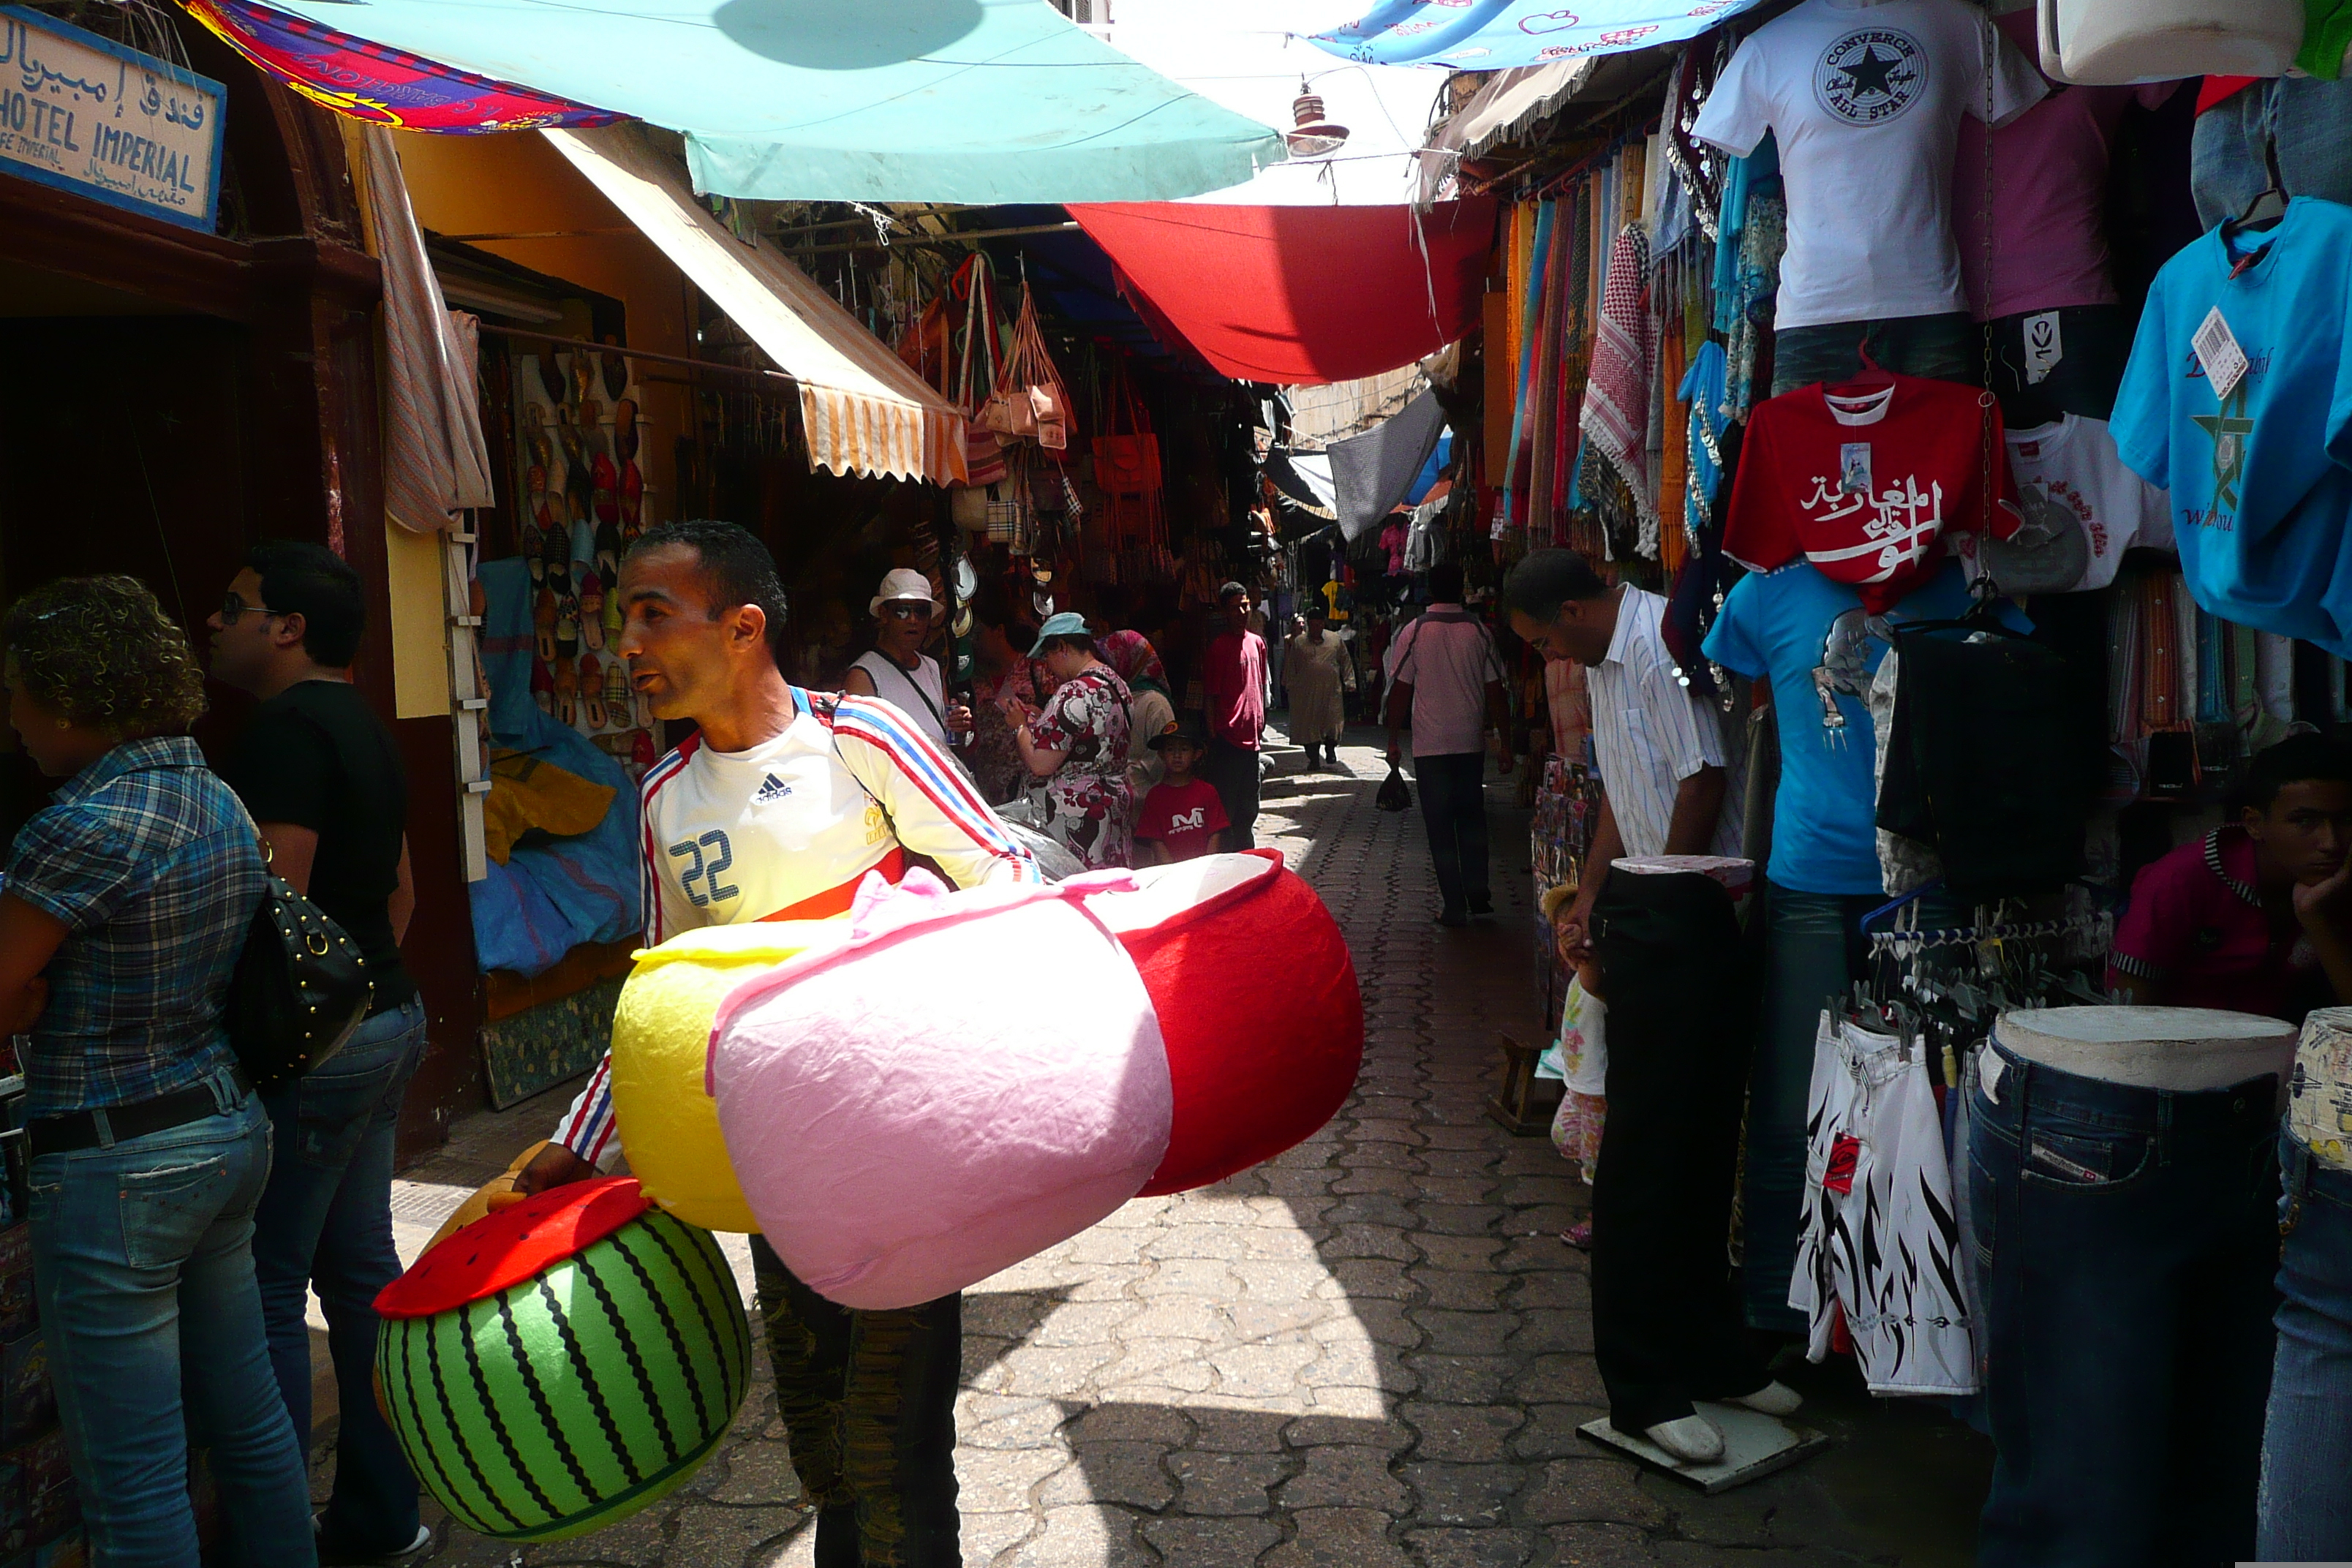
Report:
880,602,933,622
219,592,282,625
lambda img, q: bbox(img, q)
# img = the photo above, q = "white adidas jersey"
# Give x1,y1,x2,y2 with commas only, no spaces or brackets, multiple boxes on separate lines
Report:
556,686,1037,1165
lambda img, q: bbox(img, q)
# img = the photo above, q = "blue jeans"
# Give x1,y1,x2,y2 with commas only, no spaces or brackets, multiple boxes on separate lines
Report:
1969,1036,2279,1568
29,1072,316,1567
2258,1131,2352,1559
1413,751,1490,916
1769,312,1978,397
2191,76,2352,230
254,998,427,1556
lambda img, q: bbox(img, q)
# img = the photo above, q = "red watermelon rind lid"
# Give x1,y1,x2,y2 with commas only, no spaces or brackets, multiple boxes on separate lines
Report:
374,1177,650,1319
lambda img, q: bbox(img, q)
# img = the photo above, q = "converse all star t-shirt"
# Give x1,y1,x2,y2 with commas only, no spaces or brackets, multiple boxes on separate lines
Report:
1692,0,2045,331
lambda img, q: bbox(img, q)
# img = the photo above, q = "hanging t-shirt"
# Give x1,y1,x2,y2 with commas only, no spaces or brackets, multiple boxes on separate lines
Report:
1691,0,2046,331
1722,374,2022,613
1952,415,2174,593
2111,197,2352,658
1703,559,2013,894
1952,11,2180,322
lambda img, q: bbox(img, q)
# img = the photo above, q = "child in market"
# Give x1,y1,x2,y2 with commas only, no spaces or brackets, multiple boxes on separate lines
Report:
1542,882,1607,1247
1133,720,1230,866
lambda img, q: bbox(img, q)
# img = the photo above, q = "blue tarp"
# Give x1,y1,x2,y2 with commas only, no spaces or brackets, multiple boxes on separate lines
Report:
249,0,1285,202
471,558,641,978
1311,0,1763,69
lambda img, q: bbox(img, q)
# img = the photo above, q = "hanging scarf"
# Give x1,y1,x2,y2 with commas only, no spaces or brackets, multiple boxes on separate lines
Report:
1580,223,1659,556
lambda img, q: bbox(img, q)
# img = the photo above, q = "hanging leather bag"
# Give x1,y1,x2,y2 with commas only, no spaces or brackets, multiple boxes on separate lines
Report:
1093,371,1161,496
225,840,374,1089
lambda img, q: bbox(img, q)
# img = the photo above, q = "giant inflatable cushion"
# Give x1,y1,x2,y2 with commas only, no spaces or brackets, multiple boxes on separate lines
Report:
374,1179,750,1541
710,851,1360,1309
608,920,846,1232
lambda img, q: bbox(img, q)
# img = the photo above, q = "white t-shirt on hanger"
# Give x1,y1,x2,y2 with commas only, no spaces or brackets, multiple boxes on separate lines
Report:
1692,0,2046,331
1954,415,2174,593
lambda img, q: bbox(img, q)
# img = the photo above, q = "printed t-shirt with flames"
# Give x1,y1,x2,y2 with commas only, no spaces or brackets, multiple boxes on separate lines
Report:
1724,375,2021,613
550,686,1039,1169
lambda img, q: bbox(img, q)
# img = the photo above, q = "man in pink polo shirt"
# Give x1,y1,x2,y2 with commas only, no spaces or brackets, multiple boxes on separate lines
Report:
2109,735,2352,1021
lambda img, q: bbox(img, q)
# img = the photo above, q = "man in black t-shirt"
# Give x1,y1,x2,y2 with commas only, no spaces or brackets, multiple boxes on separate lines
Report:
207,540,427,1565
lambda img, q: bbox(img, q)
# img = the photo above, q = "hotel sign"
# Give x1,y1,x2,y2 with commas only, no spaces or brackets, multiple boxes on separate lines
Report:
0,7,224,230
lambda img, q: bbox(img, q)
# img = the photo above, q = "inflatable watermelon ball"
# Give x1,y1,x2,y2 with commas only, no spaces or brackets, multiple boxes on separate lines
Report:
373,1178,751,1542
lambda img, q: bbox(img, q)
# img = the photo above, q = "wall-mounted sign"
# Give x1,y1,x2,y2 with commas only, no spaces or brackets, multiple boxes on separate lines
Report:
0,6,224,230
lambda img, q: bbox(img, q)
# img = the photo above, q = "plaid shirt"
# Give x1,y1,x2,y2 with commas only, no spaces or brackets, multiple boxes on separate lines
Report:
4,736,265,1115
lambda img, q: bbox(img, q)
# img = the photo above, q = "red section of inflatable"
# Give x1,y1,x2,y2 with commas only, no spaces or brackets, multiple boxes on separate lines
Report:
1123,853,1363,1195
374,1177,649,1319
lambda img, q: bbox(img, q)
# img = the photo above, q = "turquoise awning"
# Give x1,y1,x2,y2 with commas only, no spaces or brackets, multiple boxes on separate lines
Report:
243,0,1286,202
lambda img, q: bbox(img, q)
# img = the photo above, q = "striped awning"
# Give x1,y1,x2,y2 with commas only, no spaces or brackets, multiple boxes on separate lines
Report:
543,126,967,487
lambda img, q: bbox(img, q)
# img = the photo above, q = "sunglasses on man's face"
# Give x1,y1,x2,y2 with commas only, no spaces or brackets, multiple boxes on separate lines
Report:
219,592,281,625
881,602,932,622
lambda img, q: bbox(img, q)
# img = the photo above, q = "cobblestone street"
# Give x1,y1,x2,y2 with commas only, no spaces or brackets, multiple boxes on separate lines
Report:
366,731,1992,1568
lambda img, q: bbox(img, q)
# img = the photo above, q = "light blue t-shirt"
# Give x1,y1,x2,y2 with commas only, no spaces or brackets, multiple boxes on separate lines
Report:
2111,197,2352,657
1702,559,1997,896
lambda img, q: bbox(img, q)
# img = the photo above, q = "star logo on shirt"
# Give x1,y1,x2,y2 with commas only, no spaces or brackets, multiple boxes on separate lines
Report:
2192,388,2255,519
1814,29,1926,126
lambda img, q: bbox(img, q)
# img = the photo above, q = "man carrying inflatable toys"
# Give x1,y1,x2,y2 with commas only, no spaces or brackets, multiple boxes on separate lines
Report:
510,519,1041,1567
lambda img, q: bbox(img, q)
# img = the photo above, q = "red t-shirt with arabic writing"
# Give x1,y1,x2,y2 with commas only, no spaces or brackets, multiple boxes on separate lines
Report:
1724,375,2022,614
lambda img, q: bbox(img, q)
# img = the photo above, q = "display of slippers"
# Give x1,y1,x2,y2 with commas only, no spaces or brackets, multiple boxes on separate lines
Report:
596,516,623,581
602,341,629,402
533,587,557,663
531,656,554,716
633,728,657,769
538,354,568,406
555,597,582,662
579,573,605,652
603,578,625,641
553,655,577,727
613,398,638,462
619,461,643,535
580,654,608,729
579,399,604,460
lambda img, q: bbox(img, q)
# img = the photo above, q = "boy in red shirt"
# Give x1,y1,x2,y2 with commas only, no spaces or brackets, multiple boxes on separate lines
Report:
1135,721,1231,865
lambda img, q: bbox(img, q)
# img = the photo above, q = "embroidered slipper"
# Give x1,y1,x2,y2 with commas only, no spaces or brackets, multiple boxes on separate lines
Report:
619,461,643,533
555,596,581,662
531,656,554,716
634,688,655,731
557,418,584,469
632,728,657,770
566,461,592,526
580,653,608,729
603,578,625,641
579,573,605,652
592,453,619,528
578,399,603,460
570,354,592,410
596,517,623,581
602,342,629,401
553,652,577,727
538,354,568,406
533,586,557,663
614,398,638,462
604,654,632,718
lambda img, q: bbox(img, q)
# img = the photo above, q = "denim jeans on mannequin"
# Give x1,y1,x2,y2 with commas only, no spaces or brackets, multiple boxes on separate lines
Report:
1769,312,1979,397
2258,1131,2352,1560
1969,1035,2279,1568
1413,751,1491,918
2191,76,2352,230
253,997,429,1556
29,1077,317,1567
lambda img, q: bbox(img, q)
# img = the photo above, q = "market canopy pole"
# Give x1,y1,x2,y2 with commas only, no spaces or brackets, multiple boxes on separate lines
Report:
180,0,1286,203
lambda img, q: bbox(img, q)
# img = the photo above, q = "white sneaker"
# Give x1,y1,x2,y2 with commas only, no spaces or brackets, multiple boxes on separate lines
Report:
1730,1381,1803,1417
1643,1413,1726,1464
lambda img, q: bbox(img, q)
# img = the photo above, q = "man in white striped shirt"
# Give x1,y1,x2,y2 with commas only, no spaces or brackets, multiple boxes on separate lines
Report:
1503,550,1741,955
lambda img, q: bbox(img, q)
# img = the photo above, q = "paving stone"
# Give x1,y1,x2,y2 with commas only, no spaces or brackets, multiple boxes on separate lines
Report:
1006,1507,1156,1568
1399,1402,1525,1463
1042,1440,1176,1510
1542,1523,1663,1567
1521,1459,1669,1529
1263,1507,1414,1567
1404,1526,1537,1568
1398,1460,1523,1526
666,1503,805,1568
704,1441,807,1507
1402,1354,1513,1403
1278,1441,1409,1511
1142,1516,1284,1567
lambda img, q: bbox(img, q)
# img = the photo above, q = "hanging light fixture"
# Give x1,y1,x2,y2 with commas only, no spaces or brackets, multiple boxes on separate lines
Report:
1285,78,1349,158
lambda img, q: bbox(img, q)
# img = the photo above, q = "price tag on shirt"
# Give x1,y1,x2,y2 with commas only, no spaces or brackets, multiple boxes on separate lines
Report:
2021,310,2063,385
2193,306,2249,403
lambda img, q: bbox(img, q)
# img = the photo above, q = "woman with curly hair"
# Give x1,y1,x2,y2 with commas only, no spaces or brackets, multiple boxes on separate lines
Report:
0,576,314,1567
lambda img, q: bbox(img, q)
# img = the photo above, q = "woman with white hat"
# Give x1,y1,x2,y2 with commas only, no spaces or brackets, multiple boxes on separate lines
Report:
845,567,971,747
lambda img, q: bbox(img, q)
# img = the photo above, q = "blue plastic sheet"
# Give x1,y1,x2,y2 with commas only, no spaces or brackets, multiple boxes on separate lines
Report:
246,0,1284,201
1310,0,1762,70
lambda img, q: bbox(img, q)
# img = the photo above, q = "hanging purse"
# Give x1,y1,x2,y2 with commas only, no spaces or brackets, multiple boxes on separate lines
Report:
980,284,1073,451
1093,371,1161,495
1376,766,1413,813
225,840,374,1089
954,257,1007,487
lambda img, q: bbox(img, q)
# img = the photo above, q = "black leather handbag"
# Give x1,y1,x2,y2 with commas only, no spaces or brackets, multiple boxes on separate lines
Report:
225,852,374,1090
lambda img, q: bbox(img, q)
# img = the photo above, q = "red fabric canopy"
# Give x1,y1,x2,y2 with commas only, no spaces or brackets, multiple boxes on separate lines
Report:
1068,200,1496,386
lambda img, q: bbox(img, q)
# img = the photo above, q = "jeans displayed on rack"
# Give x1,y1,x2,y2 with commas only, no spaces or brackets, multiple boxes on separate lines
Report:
253,996,429,1558
1970,1033,2280,1568
2190,76,2352,230
1984,303,2133,426
1412,751,1491,919
753,1235,962,1568
1769,312,1979,398
2258,1130,2352,1561
1588,870,1769,1433
29,1076,317,1568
